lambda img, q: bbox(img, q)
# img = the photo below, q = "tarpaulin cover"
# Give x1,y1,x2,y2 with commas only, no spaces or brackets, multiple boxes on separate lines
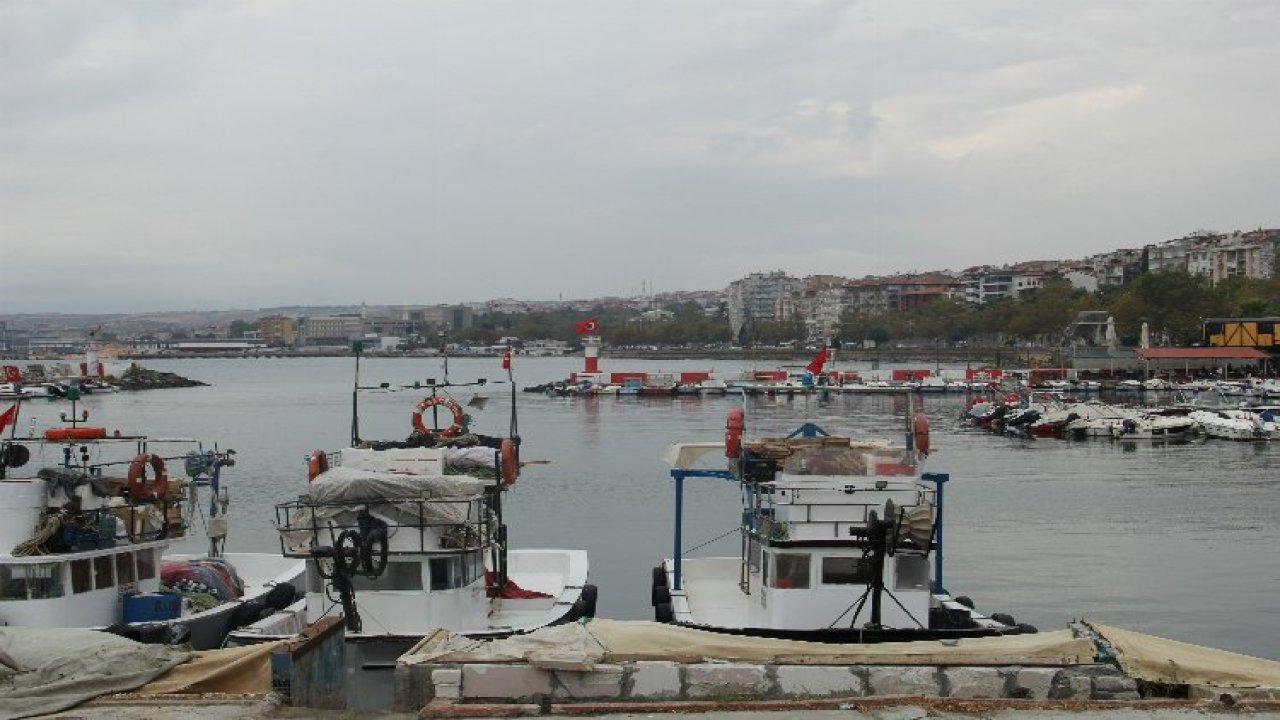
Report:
136,639,289,695
1089,621,1280,689
0,627,189,720
402,619,1094,671
161,557,244,600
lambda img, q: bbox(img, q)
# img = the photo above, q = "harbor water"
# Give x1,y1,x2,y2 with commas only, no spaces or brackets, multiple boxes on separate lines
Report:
13,356,1279,660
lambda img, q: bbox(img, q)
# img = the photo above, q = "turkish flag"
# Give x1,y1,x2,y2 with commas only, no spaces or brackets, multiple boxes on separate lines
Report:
501,346,513,370
574,317,600,335
805,347,829,375
0,404,16,434
2,366,20,382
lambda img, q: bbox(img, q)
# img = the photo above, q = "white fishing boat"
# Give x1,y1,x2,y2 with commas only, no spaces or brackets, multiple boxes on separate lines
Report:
228,347,593,708
650,407,1032,643
0,395,304,650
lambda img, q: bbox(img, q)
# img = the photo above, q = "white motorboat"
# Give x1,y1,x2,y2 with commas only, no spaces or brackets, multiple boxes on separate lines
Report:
650,407,1031,642
1187,407,1279,440
228,356,593,708
1065,411,1198,441
0,398,304,650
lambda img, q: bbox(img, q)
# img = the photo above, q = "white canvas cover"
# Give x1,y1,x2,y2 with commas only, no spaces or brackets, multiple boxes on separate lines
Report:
402,619,1094,671
278,466,490,551
0,627,189,720
1089,621,1280,689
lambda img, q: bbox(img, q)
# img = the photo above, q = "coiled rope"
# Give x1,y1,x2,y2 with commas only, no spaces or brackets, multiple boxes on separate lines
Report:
12,512,64,557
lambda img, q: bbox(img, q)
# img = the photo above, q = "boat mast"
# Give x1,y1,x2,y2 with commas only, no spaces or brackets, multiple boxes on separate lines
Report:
351,339,363,446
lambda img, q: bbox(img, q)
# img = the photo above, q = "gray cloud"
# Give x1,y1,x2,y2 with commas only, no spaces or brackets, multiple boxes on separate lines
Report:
3,0,1279,313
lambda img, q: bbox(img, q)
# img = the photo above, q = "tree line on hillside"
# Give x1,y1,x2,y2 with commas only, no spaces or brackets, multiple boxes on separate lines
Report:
452,270,1280,349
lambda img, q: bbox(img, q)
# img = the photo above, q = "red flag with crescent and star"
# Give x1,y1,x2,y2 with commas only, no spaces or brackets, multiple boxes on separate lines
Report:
575,317,600,335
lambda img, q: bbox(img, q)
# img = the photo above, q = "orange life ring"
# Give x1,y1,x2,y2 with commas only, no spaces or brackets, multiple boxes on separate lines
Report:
307,449,330,481
411,396,466,437
724,407,745,458
500,438,519,485
43,426,108,441
912,413,931,455
127,452,168,500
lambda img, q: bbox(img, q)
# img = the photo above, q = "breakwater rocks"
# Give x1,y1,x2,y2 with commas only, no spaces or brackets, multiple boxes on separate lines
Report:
117,364,208,391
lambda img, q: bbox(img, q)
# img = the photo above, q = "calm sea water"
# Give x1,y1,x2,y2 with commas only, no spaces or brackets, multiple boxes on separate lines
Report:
17,356,1279,659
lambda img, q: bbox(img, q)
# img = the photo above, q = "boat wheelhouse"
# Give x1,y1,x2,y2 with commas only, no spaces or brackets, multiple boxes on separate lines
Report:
0,396,303,648
652,411,1031,643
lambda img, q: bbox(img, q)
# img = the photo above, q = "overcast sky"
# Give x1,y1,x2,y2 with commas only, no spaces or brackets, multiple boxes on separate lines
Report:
3,1,1279,314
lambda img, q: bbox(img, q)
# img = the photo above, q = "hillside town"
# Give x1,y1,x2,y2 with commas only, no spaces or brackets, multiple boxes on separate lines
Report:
2,227,1278,359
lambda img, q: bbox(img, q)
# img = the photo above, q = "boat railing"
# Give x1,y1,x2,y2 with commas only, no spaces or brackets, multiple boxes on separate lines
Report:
274,495,493,558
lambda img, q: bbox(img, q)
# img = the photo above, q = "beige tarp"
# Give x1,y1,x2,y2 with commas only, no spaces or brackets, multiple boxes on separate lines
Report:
403,619,1093,671
1089,621,1280,689
136,639,290,695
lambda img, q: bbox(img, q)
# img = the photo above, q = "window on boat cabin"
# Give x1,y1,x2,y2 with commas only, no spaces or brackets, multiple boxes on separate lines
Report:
71,559,93,594
821,556,873,585
429,556,465,591
769,553,810,589
93,555,114,589
136,549,156,581
0,563,65,600
351,561,423,592
894,555,930,591
116,552,136,586
464,550,484,586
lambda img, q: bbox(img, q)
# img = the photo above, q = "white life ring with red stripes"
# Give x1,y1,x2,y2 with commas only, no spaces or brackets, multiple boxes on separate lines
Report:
411,396,466,437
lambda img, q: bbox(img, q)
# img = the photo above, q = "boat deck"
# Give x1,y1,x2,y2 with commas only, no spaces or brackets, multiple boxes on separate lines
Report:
671,557,752,626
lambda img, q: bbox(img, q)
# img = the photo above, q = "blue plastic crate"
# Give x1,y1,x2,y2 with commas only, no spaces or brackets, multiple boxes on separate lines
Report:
122,592,182,623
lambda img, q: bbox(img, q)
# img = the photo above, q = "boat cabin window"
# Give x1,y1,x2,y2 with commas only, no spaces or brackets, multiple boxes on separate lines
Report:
769,553,810,589
93,555,114,589
465,550,484,585
116,552,136,586
821,556,873,585
71,559,93,594
0,563,65,601
894,555,929,591
352,561,423,592
136,549,157,580
429,556,465,591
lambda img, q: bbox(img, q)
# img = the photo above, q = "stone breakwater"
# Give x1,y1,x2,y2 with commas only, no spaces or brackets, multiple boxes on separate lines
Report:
117,364,208,391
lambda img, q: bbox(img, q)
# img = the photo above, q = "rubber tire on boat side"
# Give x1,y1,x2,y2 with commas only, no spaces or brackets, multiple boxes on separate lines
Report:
652,584,671,607
654,602,674,623
580,584,598,618
953,595,975,609
566,597,586,622
652,565,667,588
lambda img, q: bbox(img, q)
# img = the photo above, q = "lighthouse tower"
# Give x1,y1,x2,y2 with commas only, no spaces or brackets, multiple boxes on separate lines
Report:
583,335,600,374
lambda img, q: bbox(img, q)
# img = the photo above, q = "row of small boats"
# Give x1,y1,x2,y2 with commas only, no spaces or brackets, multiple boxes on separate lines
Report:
965,392,1280,441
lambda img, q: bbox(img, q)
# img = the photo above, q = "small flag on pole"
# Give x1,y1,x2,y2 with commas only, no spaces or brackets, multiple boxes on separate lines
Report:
501,346,513,370
0,404,16,434
2,366,20,382
574,317,600,335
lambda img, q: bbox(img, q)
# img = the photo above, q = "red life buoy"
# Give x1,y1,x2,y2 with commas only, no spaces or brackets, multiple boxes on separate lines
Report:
724,407,745,458
307,449,330,481
43,426,108,441
912,413,931,455
500,438,519,485
411,396,466,437
127,453,168,500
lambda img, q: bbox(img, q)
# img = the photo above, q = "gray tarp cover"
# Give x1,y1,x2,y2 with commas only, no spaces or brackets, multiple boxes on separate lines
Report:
0,627,189,720
401,618,1095,671
279,466,489,551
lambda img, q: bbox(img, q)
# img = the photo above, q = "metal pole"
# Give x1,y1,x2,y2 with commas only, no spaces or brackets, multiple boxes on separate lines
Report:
922,472,949,594
673,472,684,591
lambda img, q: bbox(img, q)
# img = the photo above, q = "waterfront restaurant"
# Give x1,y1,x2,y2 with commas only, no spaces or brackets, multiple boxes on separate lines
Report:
1135,347,1270,379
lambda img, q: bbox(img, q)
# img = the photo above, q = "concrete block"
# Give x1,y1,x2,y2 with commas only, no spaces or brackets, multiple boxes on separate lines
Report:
434,683,461,701
1092,675,1139,695
431,667,462,685
867,666,940,697
460,664,552,700
1013,668,1058,699
775,665,865,698
943,666,1005,699
627,661,682,700
685,663,770,699
550,665,624,700
1048,675,1092,700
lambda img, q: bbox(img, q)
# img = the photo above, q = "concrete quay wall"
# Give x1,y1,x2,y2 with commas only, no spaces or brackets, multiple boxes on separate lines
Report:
397,660,1143,713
